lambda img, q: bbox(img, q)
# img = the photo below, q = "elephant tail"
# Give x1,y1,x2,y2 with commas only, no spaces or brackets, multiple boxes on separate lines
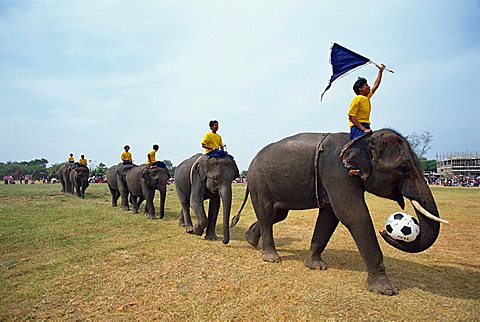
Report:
230,185,249,227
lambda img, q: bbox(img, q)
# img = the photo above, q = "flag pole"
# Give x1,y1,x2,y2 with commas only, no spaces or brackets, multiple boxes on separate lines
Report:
370,61,394,73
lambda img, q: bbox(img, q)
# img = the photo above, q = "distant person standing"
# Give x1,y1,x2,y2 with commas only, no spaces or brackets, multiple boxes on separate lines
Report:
201,120,226,157
78,155,88,167
121,145,133,165
348,63,385,140
68,153,75,163
147,145,166,168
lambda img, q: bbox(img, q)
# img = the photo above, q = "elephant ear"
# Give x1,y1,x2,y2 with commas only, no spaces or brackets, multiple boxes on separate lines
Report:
340,135,372,181
193,157,207,182
370,131,405,170
142,169,154,186
232,159,240,179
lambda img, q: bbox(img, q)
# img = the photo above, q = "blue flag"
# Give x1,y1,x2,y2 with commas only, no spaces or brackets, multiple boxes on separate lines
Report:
320,43,371,101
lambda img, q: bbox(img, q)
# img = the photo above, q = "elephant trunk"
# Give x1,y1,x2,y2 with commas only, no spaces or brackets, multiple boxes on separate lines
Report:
381,182,442,253
158,187,166,219
219,185,233,244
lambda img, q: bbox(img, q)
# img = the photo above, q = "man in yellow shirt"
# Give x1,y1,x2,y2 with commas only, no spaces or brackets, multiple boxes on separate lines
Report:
121,145,133,165
147,144,166,168
348,63,385,140
201,120,225,157
78,155,88,167
68,153,75,163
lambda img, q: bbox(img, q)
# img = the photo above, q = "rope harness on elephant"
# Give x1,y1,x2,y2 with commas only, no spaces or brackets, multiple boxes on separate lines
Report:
314,133,330,208
189,155,204,185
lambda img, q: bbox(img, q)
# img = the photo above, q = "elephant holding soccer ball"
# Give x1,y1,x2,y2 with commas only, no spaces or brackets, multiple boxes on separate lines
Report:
232,129,447,295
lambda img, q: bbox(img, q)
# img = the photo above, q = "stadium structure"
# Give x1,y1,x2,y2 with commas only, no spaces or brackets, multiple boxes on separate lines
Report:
436,152,480,177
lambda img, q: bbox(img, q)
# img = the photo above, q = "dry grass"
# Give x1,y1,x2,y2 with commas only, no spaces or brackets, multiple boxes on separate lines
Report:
0,183,479,321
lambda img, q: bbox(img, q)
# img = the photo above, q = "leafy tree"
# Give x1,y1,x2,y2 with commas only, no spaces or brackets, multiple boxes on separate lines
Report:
419,158,437,173
161,159,175,177
92,162,108,176
240,170,248,177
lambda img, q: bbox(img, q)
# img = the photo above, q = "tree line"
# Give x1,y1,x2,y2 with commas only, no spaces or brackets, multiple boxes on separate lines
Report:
0,131,435,179
0,159,176,180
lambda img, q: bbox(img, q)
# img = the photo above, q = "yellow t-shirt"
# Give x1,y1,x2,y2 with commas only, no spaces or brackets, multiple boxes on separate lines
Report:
121,151,132,161
201,132,223,154
147,150,157,165
348,90,374,127
78,158,88,165
68,156,74,162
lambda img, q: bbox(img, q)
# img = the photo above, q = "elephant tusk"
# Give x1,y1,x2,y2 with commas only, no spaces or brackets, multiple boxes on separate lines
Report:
410,200,449,224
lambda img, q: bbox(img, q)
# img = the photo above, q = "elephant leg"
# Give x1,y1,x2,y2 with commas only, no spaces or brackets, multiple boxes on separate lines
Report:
119,183,130,211
305,207,339,270
256,201,287,263
245,221,261,249
131,196,139,214
191,197,208,236
178,209,185,226
110,188,119,207
338,203,398,296
177,194,193,233
145,191,155,220
205,195,220,240
137,196,146,215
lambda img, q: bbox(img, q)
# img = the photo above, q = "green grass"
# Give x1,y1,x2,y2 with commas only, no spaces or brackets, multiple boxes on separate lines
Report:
0,183,479,320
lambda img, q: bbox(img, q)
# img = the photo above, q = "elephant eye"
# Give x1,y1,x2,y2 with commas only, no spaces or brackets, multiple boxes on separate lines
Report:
396,164,409,174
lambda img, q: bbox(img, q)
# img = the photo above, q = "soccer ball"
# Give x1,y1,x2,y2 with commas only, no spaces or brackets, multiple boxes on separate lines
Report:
385,212,420,242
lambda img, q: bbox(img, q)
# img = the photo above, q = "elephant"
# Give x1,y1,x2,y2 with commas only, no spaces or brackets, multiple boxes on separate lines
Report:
58,164,74,193
231,129,447,295
174,153,240,244
125,164,169,219
106,163,133,210
68,166,90,198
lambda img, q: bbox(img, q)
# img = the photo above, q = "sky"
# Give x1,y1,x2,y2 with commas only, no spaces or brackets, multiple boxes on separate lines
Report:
1,0,479,171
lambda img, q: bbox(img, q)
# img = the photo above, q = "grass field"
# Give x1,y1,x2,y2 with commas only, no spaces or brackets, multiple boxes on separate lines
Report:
1,183,479,321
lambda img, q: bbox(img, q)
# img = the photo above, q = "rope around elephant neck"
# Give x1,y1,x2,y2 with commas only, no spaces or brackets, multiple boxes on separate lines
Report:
315,133,330,208
189,155,204,185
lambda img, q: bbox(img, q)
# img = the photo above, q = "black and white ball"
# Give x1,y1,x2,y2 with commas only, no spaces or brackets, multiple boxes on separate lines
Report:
385,212,420,242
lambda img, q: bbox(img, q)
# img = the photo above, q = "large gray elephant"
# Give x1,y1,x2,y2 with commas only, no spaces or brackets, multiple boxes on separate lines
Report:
125,164,169,219
58,164,74,193
106,163,133,210
231,130,447,295
175,153,240,244
68,166,90,198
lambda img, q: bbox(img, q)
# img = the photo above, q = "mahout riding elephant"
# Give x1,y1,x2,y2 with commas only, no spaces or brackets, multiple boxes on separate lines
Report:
68,166,90,198
106,163,133,210
175,153,240,244
231,129,447,295
58,164,74,193
125,164,169,219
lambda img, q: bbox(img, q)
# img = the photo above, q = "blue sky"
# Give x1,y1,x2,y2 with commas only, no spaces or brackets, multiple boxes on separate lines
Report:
1,0,479,170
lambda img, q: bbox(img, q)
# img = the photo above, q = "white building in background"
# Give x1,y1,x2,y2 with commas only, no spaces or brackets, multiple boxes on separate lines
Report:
436,152,480,177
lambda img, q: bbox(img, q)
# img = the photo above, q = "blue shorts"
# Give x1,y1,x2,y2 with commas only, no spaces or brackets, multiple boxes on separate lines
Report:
122,160,133,165
350,124,370,140
152,161,166,168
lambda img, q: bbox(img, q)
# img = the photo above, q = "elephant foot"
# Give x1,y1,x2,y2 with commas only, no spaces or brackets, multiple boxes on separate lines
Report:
304,255,328,270
132,209,139,214
366,274,398,296
245,229,260,249
205,234,217,241
185,224,194,234
147,214,156,220
193,224,205,236
261,250,282,263
122,207,130,211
